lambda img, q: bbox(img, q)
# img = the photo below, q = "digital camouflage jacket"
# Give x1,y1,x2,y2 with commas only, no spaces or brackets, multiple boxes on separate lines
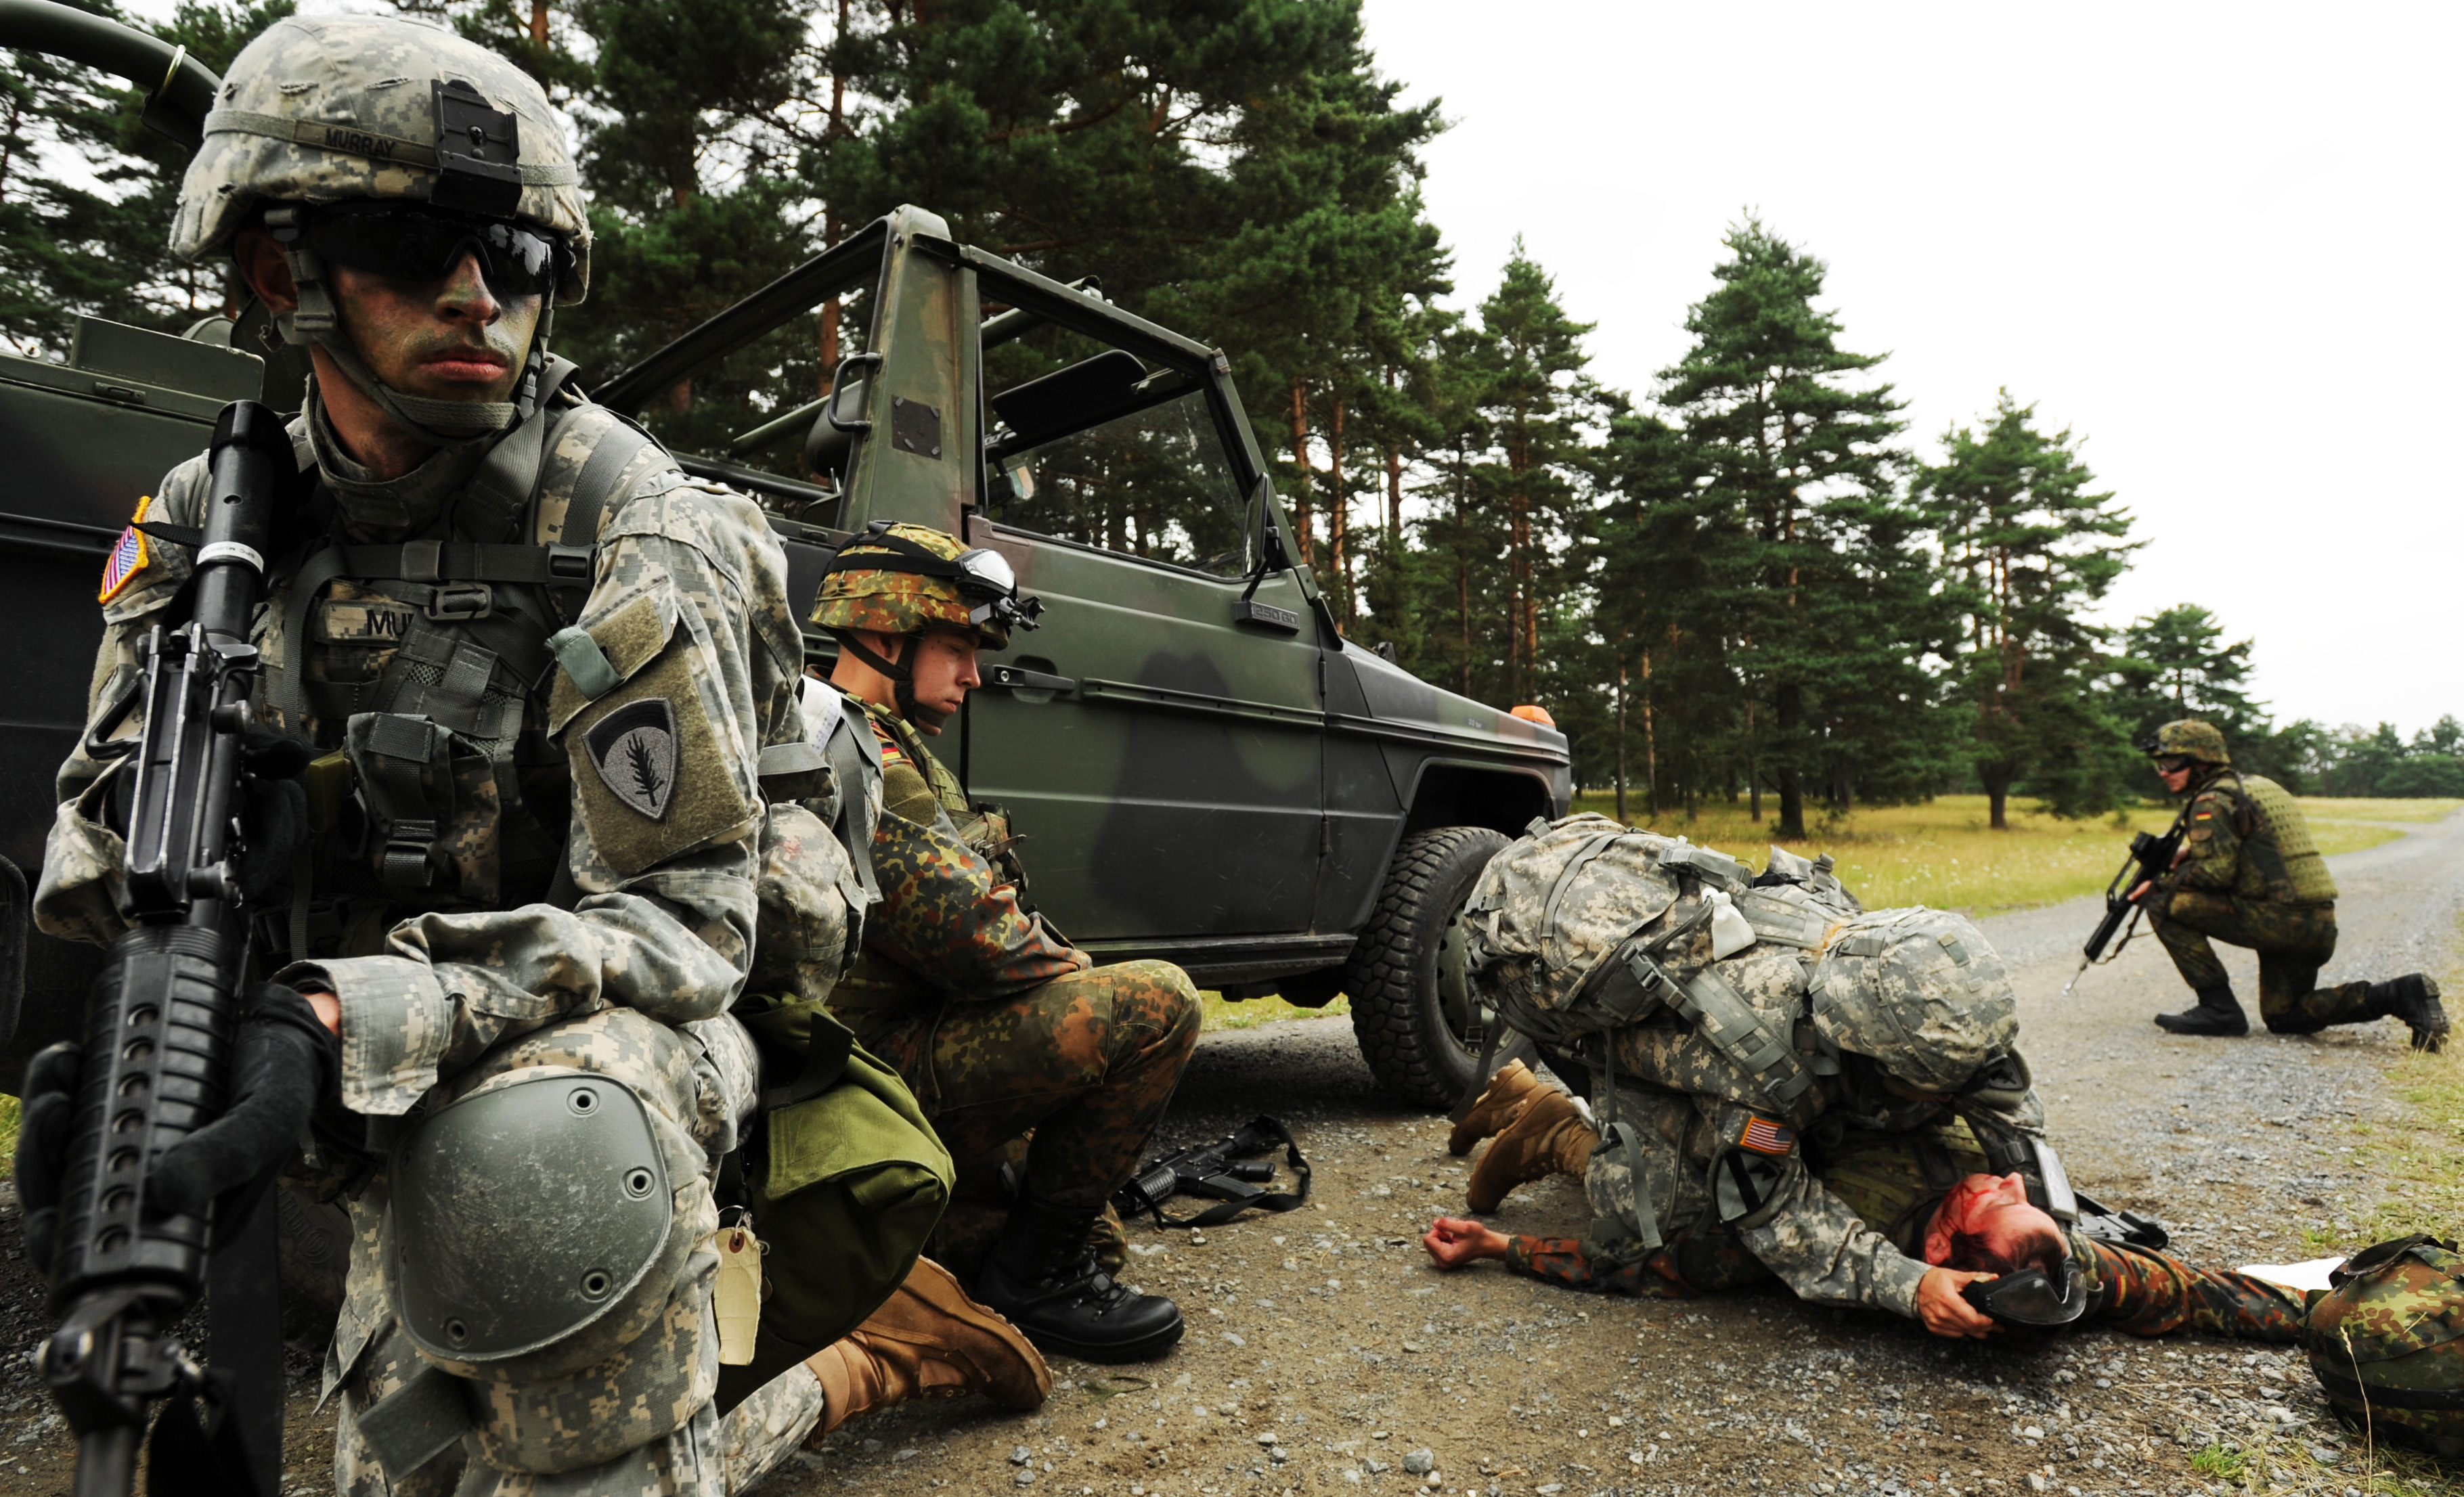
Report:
35,391,808,1121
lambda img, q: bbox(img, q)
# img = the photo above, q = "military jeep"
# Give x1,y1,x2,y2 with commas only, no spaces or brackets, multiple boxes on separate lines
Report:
0,9,1568,1109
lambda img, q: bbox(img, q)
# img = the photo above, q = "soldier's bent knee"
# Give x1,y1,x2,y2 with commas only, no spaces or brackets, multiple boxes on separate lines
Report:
386,1069,721,1471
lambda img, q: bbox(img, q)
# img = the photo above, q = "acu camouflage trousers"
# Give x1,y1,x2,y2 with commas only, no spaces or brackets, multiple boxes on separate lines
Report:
846,959,1200,1278
2147,892,2373,1033
330,1006,827,1497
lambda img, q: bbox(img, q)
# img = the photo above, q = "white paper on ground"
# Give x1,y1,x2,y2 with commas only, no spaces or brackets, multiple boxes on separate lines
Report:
2238,1257,2347,1293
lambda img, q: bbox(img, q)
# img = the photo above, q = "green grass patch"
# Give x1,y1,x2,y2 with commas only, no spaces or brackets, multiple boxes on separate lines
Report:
2343,916,2464,1249
0,1094,14,1162
2189,1442,2249,1481
1199,990,1347,1033
1566,791,2414,915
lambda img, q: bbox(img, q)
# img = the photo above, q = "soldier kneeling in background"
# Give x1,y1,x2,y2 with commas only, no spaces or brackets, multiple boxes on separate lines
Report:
2132,720,2446,1046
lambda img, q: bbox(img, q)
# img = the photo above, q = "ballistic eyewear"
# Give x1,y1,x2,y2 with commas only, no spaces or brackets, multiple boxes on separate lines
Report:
303,202,565,298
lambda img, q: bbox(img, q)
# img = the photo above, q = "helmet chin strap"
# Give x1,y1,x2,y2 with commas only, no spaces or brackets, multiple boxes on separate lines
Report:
267,208,546,447
833,630,950,733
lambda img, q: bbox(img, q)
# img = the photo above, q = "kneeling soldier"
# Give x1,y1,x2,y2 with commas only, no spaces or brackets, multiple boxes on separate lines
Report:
2134,720,2446,1046
811,524,1199,1363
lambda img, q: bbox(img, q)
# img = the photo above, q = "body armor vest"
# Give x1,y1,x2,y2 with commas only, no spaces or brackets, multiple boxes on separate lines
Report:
2230,772,2339,905
261,374,665,958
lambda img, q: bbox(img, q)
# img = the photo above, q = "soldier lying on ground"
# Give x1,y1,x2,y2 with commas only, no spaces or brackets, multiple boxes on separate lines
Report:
1423,1061,2300,1342
16,20,1042,1491
811,524,1199,1364
2132,719,2445,1046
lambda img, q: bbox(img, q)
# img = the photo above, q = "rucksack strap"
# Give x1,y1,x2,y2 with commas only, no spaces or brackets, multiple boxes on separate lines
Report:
1584,1023,1663,1255
1537,828,1629,966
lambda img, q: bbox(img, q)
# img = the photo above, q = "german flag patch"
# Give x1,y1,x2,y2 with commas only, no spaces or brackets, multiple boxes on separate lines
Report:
1738,1116,1795,1155
868,717,908,769
98,495,150,604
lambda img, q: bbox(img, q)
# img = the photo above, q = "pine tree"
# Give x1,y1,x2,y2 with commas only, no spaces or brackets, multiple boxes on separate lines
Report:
1468,244,1604,708
1918,391,2138,825
1658,215,1924,839
0,0,296,356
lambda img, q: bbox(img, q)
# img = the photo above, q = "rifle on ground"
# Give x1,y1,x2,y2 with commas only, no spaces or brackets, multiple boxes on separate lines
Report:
2063,800,2195,995
1115,1116,1311,1229
39,402,294,1497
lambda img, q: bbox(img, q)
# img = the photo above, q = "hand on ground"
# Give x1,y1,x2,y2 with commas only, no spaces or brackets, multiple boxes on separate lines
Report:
1422,1217,1508,1269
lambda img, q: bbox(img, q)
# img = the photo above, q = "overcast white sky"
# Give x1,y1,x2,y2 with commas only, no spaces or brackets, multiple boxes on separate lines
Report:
1358,0,2462,735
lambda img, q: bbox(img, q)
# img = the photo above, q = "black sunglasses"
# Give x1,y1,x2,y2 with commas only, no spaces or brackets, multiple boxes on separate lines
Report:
304,202,564,298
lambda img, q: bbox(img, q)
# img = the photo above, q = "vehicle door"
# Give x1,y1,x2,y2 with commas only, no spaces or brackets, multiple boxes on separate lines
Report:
956,265,1329,959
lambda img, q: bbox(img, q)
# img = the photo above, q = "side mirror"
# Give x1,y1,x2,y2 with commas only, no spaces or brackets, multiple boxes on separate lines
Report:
1233,478,1302,633
1251,478,1291,574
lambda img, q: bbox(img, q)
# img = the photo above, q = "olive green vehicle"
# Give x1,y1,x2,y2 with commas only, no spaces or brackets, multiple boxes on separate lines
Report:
0,5,1569,1114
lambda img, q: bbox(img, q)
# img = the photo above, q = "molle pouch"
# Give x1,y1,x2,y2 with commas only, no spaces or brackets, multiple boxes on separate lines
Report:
343,713,506,901
345,712,456,892
2303,1234,2464,1457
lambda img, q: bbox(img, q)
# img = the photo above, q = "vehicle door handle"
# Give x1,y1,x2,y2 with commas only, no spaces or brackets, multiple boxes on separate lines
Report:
984,664,1076,694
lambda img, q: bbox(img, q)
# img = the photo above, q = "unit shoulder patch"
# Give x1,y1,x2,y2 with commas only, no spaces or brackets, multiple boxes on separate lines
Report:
586,698,678,820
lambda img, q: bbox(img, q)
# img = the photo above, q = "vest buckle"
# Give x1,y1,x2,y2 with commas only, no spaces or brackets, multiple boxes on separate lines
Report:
546,543,596,582
425,583,494,622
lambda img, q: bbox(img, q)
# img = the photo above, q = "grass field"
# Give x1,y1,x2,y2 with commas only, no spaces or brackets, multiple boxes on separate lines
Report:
1562,791,2441,917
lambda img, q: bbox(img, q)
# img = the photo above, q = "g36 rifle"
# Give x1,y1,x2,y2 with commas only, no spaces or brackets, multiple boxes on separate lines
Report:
2063,799,2195,995
41,401,293,1497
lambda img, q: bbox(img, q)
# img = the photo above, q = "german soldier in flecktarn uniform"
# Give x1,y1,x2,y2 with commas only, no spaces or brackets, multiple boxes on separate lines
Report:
16,17,1040,1494
2134,719,2447,1046
812,522,1201,1364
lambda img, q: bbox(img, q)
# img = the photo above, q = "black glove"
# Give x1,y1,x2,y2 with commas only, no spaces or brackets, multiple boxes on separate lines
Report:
13,1041,82,1280
148,983,339,1220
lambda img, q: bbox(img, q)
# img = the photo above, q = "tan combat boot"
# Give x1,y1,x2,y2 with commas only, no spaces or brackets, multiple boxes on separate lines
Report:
805,1257,1053,1437
1447,1058,1548,1156
1466,1088,1600,1213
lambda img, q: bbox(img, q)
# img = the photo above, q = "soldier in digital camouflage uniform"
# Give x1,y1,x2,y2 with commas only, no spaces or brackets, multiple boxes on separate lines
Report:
20,17,1040,1494
1430,843,2297,1343
2133,719,2446,1046
1431,1059,2302,1343
812,523,1198,1364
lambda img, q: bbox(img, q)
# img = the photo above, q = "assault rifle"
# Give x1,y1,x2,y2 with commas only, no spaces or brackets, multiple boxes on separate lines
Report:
39,402,294,1497
1115,1116,1311,1230
2062,800,2194,995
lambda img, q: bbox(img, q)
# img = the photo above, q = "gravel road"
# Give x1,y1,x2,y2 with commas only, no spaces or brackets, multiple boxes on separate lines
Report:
2,813,2457,1497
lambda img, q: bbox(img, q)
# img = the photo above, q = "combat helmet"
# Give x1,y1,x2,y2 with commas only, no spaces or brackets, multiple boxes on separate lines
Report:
1807,908,2019,1093
813,522,1042,726
171,14,589,440
2137,719,2230,767
2302,1234,2464,1457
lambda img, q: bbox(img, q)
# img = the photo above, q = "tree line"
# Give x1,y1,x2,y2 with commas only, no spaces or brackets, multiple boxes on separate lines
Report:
6,0,2450,829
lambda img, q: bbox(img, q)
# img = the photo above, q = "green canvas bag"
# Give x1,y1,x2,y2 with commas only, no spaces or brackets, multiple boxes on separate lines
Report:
716,992,953,1404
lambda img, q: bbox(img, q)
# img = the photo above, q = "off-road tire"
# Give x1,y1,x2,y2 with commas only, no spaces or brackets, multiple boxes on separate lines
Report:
1346,826,1532,1108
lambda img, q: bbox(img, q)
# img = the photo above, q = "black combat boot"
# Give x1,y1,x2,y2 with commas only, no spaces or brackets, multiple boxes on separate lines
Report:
2155,985,2249,1037
975,1194,1185,1364
2366,975,2448,1052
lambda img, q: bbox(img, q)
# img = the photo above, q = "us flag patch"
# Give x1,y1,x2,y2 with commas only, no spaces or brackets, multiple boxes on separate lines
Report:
98,495,152,604
1738,1116,1795,1155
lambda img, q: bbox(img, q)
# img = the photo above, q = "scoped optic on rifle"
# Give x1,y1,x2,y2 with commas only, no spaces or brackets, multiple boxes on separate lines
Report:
40,401,294,1497
2063,801,2195,996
